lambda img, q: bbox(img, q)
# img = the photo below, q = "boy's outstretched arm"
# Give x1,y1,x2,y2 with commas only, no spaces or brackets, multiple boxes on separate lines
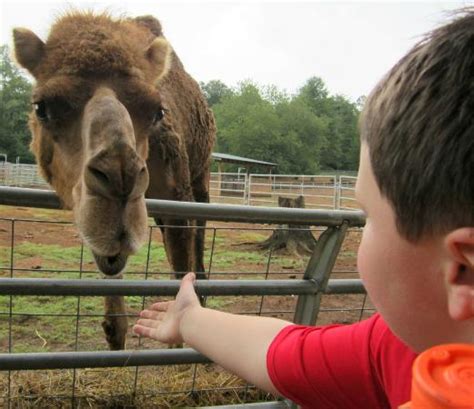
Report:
133,272,292,395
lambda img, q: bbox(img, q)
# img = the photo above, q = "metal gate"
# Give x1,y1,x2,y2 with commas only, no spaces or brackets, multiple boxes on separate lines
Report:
0,186,367,408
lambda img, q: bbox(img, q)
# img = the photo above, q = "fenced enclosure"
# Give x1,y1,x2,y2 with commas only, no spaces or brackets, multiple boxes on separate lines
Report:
185,173,357,210
0,163,47,190
0,186,369,408
0,162,358,211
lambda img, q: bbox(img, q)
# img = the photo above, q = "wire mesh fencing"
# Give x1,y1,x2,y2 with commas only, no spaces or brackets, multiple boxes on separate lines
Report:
0,187,369,408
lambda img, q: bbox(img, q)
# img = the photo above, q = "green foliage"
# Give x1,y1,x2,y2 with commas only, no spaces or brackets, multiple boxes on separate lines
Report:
205,76,361,173
199,79,234,107
0,45,34,163
319,95,360,170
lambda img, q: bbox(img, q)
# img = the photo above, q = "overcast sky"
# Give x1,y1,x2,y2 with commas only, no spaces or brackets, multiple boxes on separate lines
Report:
1,1,473,101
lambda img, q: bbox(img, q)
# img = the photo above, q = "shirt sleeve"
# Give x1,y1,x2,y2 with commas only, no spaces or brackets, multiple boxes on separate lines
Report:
266,313,414,409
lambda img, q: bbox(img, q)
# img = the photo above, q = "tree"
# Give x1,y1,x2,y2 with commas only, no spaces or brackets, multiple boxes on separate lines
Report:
199,80,233,107
212,81,284,166
293,77,360,171
319,95,360,170
213,81,326,174
211,77,361,174
295,76,330,116
0,44,34,163
273,97,327,174
356,95,367,111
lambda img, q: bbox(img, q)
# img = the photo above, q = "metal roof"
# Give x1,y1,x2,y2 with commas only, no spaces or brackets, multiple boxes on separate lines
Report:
211,152,278,168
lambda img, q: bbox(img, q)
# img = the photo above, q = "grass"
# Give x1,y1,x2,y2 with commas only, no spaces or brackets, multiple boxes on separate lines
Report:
210,250,267,269
15,242,82,262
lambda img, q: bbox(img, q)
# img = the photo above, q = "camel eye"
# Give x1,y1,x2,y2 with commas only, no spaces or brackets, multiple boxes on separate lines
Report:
152,108,165,125
34,101,48,122
33,98,73,124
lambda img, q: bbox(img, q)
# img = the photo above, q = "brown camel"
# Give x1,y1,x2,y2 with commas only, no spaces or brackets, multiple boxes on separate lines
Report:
12,12,216,350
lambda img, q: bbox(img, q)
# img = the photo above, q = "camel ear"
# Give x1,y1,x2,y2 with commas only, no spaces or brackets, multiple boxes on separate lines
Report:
13,28,45,77
146,37,171,81
134,15,163,37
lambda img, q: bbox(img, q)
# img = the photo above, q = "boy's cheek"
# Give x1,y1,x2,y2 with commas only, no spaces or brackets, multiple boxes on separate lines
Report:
356,224,385,294
357,235,370,284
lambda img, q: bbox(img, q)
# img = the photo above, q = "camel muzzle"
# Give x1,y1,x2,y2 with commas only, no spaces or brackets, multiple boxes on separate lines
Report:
93,252,128,276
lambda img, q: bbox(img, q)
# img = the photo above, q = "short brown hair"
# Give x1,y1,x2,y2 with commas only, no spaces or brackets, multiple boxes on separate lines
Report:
360,8,474,241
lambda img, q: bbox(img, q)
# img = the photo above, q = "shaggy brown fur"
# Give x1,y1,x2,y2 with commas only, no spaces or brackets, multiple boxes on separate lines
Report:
13,12,216,350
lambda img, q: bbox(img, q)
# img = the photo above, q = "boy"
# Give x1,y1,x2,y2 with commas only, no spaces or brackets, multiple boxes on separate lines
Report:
134,9,474,408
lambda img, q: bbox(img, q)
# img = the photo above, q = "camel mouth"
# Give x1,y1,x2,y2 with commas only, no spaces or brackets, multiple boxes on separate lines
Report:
93,252,128,276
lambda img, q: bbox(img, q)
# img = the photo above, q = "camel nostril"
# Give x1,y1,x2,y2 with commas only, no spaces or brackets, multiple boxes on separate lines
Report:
107,255,119,265
93,252,128,276
88,166,110,186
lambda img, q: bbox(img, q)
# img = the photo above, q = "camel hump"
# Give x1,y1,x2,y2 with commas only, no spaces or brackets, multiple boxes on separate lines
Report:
133,15,163,37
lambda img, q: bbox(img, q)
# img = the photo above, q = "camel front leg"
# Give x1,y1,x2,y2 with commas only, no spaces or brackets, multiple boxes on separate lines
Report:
192,169,211,276
102,275,128,350
161,218,207,279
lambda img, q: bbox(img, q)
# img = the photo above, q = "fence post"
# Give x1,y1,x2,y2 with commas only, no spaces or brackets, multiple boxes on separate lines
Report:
335,177,341,210
246,174,252,205
293,221,349,325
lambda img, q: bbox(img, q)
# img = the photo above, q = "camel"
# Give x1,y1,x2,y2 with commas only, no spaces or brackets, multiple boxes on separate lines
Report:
12,12,216,350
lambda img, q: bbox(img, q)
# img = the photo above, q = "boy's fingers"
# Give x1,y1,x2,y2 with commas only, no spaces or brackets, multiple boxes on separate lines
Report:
183,272,196,283
133,325,153,337
150,301,173,311
180,272,198,293
139,309,161,319
136,318,160,328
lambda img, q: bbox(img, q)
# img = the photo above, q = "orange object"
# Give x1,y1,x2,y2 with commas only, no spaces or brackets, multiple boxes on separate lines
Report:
399,344,474,408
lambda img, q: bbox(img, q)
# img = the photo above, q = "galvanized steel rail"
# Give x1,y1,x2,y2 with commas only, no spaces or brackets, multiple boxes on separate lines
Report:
0,278,365,297
0,186,365,226
0,348,211,371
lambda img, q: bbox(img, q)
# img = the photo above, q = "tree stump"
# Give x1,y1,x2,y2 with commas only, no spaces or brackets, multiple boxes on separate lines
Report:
259,196,317,256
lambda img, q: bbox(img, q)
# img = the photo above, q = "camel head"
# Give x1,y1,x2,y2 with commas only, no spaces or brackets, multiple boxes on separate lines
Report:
12,13,171,275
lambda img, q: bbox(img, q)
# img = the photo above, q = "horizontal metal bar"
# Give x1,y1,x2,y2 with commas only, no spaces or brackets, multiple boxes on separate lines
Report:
324,279,366,294
0,278,365,296
0,278,318,296
0,186,365,227
0,186,60,209
0,348,210,371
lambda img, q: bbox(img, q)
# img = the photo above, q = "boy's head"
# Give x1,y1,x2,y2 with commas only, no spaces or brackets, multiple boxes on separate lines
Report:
360,8,474,242
355,8,474,351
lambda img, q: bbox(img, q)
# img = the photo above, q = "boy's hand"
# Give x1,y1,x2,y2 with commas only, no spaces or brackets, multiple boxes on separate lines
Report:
133,272,201,344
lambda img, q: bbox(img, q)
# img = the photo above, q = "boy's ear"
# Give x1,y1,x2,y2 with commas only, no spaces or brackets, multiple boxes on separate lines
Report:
443,228,474,321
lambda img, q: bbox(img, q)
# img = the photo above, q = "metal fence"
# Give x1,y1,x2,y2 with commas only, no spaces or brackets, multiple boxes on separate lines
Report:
210,173,358,210
0,163,358,210
0,186,368,408
0,163,47,189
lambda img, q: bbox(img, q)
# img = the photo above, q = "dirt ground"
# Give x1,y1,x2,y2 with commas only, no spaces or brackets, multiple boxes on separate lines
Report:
0,204,370,407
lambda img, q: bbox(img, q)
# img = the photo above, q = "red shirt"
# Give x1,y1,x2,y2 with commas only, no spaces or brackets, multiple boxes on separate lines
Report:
267,313,417,409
